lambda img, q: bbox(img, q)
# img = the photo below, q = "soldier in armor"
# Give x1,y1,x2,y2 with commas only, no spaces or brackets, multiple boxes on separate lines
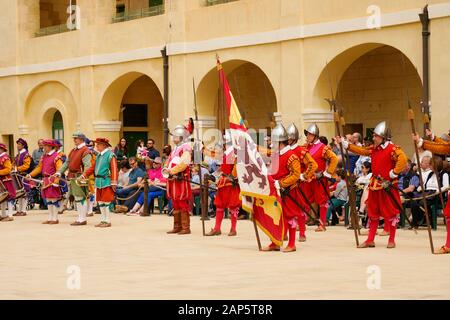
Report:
163,125,193,235
303,124,338,231
262,123,302,252
206,130,241,237
286,123,318,241
336,121,407,249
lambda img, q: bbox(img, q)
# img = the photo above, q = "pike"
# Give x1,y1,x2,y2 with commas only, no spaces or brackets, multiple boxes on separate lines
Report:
423,115,446,210
193,77,207,235
400,54,435,253
324,61,360,246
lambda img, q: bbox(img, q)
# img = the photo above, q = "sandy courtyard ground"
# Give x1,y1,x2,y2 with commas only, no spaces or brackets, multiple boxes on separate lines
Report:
0,209,449,300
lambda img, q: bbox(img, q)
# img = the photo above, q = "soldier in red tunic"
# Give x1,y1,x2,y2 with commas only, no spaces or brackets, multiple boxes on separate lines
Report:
262,123,302,253
336,121,407,248
286,123,318,242
0,143,16,222
303,124,338,231
163,125,193,235
206,130,241,237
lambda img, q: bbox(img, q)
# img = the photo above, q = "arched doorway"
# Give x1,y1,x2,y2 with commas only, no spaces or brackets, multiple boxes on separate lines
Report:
52,110,64,150
99,73,164,157
313,44,422,156
196,60,277,135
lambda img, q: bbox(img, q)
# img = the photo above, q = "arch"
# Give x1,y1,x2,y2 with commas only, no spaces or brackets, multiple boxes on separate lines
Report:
312,43,423,155
312,43,421,110
99,72,164,148
98,71,163,121
24,81,77,152
196,59,277,130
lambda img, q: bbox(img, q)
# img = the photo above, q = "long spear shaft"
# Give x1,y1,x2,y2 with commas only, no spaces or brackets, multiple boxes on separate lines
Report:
324,62,359,246
193,78,206,236
409,109,435,254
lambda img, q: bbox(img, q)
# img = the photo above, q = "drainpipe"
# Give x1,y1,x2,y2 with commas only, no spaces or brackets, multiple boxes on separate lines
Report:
419,5,430,135
161,46,169,145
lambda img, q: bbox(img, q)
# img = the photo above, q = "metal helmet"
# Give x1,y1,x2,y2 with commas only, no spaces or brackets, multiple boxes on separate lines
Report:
286,123,299,141
304,123,319,137
373,121,391,139
171,125,190,141
271,123,289,142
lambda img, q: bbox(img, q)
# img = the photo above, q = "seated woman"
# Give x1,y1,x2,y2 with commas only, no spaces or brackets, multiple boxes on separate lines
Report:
128,157,166,215
355,161,372,220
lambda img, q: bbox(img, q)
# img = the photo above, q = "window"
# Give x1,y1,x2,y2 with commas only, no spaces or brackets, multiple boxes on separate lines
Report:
112,0,165,23
36,0,78,37
52,111,64,151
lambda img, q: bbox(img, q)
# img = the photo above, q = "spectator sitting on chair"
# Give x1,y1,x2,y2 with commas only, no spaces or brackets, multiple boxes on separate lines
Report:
128,157,166,215
326,170,348,224
398,159,420,229
355,161,372,218
114,138,128,163
118,160,131,187
146,139,160,160
115,157,145,213
411,156,449,228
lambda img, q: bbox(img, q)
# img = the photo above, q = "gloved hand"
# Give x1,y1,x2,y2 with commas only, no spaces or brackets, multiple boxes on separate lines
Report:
389,170,398,179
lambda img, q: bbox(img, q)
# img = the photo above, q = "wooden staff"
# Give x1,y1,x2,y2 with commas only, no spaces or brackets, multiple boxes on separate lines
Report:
340,115,361,237
193,78,206,235
409,108,435,254
324,61,359,246
423,114,446,210
252,212,262,251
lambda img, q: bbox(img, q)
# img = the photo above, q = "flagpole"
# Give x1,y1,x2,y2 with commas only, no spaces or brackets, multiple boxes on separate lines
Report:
252,214,262,251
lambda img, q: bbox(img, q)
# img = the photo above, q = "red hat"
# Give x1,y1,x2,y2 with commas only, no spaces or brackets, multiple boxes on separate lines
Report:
93,138,111,147
0,143,7,151
42,139,58,147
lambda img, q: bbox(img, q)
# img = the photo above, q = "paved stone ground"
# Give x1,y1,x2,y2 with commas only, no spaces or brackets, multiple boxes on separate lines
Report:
0,209,449,300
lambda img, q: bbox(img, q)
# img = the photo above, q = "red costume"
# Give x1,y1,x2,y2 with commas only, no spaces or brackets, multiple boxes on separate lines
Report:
290,143,318,240
166,142,192,234
269,145,301,251
303,140,338,230
347,141,407,247
0,144,16,221
208,146,241,236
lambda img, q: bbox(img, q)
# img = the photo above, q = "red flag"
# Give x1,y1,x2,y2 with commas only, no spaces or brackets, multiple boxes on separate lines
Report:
217,60,284,246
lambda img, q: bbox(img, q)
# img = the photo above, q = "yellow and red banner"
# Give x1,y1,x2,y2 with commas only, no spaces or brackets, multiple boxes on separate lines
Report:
217,60,284,246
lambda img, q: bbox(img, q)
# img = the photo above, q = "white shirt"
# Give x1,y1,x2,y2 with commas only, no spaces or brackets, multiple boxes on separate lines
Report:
356,172,372,187
19,149,27,154
279,145,291,156
47,150,55,156
419,168,438,192
77,142,86,150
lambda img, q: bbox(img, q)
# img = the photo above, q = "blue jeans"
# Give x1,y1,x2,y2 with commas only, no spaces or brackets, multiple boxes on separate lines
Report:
136,190,164,206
